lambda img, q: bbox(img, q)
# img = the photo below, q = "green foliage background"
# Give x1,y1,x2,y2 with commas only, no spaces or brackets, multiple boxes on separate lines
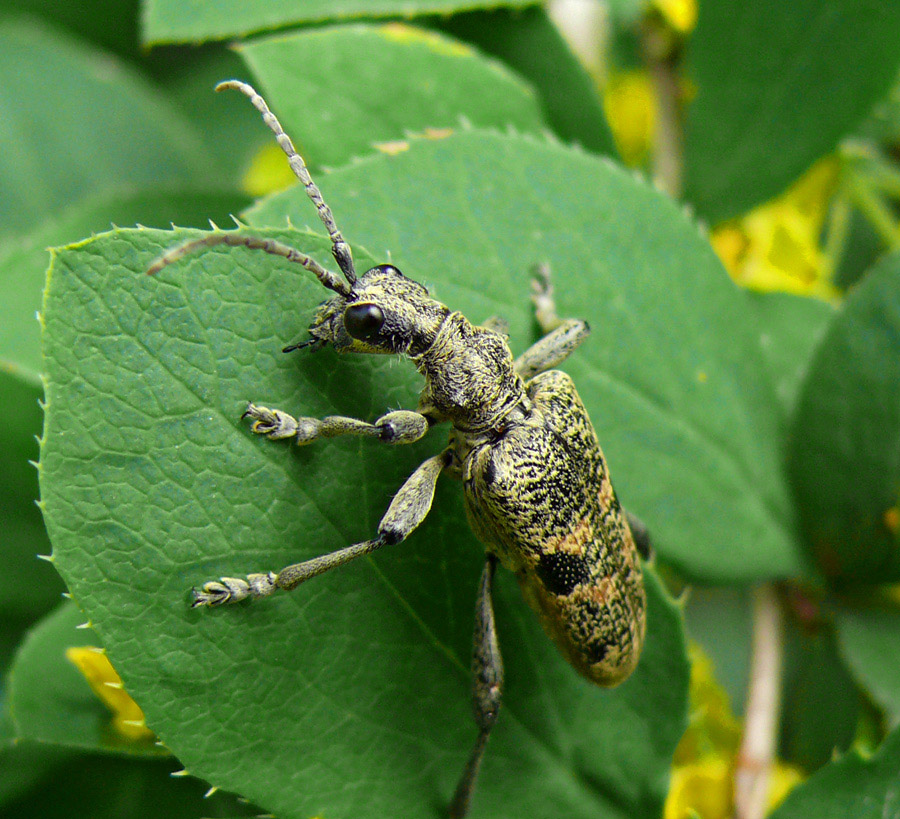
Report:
2,0,900,817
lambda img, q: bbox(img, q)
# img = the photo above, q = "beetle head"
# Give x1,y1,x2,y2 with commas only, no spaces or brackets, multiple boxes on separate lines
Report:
301,263,449,357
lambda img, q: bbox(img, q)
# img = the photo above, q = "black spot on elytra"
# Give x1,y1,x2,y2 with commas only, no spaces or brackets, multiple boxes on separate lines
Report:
536,552,591,596
586,639,610,664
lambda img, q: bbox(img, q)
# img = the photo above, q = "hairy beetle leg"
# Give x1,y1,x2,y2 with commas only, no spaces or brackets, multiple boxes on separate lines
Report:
243,402,429,446
191,451,450,608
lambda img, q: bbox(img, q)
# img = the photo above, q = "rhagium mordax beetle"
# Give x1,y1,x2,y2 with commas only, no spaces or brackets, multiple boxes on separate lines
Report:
148,80,649,818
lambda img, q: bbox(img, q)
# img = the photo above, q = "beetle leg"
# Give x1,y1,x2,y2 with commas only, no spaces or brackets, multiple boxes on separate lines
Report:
513,265,591,381
625,510,653,560
449,554,503,819
242,402,430,446
191,450,450,607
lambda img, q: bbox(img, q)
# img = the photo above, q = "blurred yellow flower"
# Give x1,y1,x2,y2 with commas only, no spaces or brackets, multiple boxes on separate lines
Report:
652,0,698,34
666,757,732,819
66,646,155,742
768,762,805,811
242,142,299,198
710,159,839,298
665,644,804,818
674,644,742,766
604,70,656,167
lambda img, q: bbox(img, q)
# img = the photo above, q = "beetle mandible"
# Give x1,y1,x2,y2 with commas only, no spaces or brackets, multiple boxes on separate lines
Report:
149,80,650,818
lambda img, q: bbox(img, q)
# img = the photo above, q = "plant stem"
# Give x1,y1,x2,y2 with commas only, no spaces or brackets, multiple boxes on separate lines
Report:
641,21,683,198
734,583,785,819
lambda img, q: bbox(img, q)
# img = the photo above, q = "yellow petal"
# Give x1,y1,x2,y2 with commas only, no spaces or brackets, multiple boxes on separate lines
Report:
711,158,839,298
652,0,698,34
66,646,155,742
665,758,733,819
603,70,656,167
673,643,742,765
767,762,805,811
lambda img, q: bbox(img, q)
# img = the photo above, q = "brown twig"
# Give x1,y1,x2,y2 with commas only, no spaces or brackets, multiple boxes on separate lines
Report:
734,583,785,819
641,20,684,198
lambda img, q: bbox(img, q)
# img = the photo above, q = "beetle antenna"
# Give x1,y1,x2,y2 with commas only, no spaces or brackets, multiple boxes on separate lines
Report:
216,80,358,286
147,232,351,296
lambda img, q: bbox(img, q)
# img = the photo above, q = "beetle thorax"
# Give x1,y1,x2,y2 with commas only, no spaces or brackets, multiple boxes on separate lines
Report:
414,312,524,432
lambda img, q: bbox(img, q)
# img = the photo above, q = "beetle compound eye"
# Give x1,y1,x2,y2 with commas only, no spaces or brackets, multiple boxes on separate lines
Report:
344,302,385,341
374,263,402,276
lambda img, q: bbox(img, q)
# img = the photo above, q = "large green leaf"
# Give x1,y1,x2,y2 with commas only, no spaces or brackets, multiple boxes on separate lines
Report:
249,132,802,581
142,0,536,45
41,131,803,815
7,601,164,756
745,291,835,422
683,0,900,224
0,186,250,383
787,252,900,583
0,188,250,625
0,371,58,618
4,0,140,60
0,753,259,819
40,217,687,818
39,135,705,817
436,6,617,157
769,724,900,819
236,24,546,170
835,599,900,724
0,17,215,237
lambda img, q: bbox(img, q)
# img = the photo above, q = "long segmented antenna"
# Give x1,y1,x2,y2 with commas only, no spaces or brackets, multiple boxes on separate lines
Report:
146,232,351,295
216,80,357,285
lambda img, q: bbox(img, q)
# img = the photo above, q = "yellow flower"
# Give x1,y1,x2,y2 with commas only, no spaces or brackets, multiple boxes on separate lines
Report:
66,646,155,742
652,0,698,34
710,159,839,298
768,762,805,811
666,757,732,819
604,70,656,167
674,644,742,765
665,644,804,818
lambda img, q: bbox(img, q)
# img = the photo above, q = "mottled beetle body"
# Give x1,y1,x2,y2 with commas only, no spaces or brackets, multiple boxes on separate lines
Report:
150,81,648,818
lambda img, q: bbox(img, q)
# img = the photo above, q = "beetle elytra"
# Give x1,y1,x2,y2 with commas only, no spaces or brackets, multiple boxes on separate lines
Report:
149,80,649,818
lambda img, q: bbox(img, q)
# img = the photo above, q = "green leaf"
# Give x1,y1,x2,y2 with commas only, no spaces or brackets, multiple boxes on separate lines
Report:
683,0,900,224
787,251,900,583
7,601,164,756
166,47,274,181
236,23,547,170
0,753,260,819
779,624,861,771
436,6,617,157
0,186,251,383
0,741,73,807
0,371,59,618
142,0,537,45
0,17,215,237
41,215,687,818
683,587,751,714
249,131,802,581
0,188,251,623
40,131,802,816
4,0,140,61
746,291,835,422
768,724,900,819
835,598,900,724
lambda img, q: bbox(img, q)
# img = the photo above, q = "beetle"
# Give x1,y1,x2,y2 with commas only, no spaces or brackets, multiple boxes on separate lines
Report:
149,80,650,818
